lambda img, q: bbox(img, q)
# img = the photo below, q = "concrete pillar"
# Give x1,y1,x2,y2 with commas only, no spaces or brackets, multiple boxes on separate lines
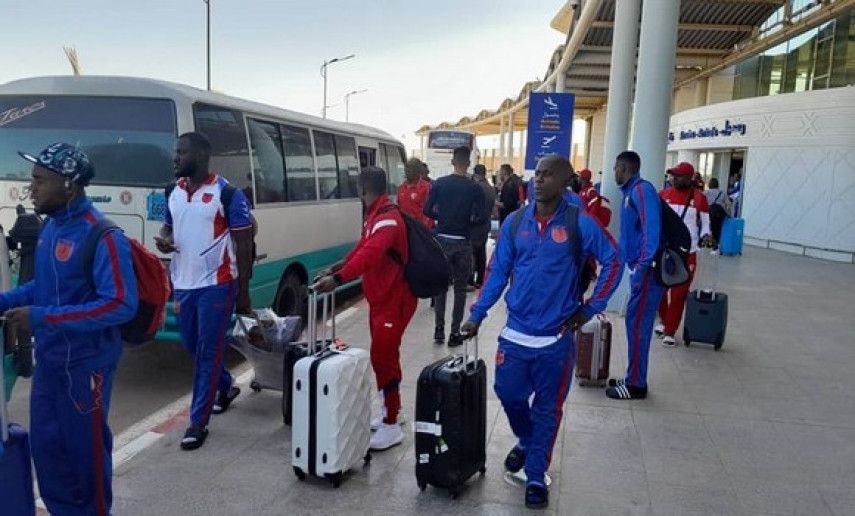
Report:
693,78,708,108
677,149,699,166
419,135,425,160
601,0,641,235
520,127,527,172
556,69,566,93
715,151,731,186
629,0,680,189
506,112,515,163
499,116,506,163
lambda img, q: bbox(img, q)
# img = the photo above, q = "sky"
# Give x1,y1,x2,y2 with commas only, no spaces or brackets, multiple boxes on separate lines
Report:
1,0,573,154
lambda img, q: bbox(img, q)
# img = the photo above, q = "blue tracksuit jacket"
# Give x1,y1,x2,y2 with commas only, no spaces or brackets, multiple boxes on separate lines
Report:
0,195,137,516
469,200,622,334
618,175,661,271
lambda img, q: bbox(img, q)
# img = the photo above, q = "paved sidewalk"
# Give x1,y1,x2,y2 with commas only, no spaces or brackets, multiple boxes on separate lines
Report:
110,246,855,515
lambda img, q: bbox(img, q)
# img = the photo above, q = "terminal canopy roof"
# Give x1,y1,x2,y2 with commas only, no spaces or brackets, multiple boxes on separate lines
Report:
416,0,846,136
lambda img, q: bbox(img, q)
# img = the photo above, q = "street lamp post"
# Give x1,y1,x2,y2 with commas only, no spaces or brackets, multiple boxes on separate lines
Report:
203,0,210,90
344,89,367,122
320,54,355,119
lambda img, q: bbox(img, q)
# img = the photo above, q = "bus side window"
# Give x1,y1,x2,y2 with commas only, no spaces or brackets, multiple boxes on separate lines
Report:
193,104,252,199
247,118,287,204
334,135,359,199
280,124,316,202
313,131,339,200
380,143,405,195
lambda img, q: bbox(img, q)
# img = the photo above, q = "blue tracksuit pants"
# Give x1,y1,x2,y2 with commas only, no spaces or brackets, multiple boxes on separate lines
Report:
175,281,236,427
494,334,575,486
624,267,665,388
30,363,117,516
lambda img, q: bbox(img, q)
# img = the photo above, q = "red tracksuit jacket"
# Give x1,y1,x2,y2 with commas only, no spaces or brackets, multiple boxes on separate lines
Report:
337,194,414,309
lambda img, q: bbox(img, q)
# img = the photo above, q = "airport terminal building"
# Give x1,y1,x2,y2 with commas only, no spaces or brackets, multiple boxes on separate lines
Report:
417,0,855,262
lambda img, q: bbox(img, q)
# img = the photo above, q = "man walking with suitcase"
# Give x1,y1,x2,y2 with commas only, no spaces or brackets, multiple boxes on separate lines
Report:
423,146,485,347
156,132,254,451
1,143,138,516
461,155,621,509
656,162,713,346
316,166,416,451
606,151,665,400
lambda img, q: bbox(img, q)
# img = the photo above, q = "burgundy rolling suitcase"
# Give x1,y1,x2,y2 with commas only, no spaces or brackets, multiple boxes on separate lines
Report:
575,315,612,387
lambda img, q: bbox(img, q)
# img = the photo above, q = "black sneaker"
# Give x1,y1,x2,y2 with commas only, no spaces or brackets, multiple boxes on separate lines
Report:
448,332,463,347
504,446,526,473
525,482,549,509
212,386,240,415
606,383,648,400
433,327,445,345
607,378,625,388
180,424,209,451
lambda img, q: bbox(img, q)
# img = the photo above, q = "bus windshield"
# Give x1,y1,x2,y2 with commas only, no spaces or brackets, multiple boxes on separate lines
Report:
427,131,473,150
0,95,177,186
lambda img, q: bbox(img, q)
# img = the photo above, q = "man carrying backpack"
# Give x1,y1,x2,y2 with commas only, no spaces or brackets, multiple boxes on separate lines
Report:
316,166,416,452
1,143,138,516
606,151,664,400
461,155,621,509
656,162,713,346
157,132,254,451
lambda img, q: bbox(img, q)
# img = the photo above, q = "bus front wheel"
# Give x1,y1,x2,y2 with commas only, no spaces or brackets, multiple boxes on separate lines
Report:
274,270,308,323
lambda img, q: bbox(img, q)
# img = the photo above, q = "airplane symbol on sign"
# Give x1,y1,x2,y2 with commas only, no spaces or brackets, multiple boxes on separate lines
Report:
544,96,558,109
542,136,557,146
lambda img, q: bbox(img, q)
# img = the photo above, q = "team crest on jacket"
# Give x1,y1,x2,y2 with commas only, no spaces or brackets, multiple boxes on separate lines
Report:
496,349,505,366
54,239,74,262
551,226,568,243
202,193,214,203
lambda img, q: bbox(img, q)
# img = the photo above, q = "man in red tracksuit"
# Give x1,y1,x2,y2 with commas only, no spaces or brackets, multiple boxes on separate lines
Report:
578,168,612,227
315,166,416,451
397,158,433,228
657,162,713,346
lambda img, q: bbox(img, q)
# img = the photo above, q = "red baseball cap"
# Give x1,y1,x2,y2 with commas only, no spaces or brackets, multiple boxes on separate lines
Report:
668,162,695,177
578,168,592,182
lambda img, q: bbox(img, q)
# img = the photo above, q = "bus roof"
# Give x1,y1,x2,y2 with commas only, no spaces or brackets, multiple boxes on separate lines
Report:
0,75,401,144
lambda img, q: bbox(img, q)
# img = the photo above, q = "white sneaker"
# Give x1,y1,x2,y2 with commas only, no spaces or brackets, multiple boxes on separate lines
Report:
371,405,386,431
654,324,665,337
661,335,677,347
370,423,404,451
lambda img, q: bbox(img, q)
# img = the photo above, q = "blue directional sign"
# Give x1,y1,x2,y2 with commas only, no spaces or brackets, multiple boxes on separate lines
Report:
525,92,575,170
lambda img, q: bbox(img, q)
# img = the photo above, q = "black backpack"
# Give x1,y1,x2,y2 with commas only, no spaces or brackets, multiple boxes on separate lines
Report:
636,188,692,288
709,192,729,226
382,206,451,298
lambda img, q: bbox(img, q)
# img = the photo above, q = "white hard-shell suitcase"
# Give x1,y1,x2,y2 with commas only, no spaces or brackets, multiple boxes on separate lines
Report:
291,288,373,487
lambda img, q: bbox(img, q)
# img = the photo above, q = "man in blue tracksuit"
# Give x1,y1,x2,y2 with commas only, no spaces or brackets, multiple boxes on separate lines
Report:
526,172,584,208
1,143,138,516
462,155,622,509
605,150,665,400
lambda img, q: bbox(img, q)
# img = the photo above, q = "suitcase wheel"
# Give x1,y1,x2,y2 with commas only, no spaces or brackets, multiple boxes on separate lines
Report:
327,472,343,488
684,340,691,347
418,481,427,492
449,486,461,499
364,451,372,465
479,466,487,475
293,466,306,481
714,341,723,351
250,381,262,393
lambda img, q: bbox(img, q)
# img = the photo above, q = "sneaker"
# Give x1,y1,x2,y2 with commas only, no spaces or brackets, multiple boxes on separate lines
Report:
434,327,445,345
606,383,648,400
654,323,665,337
180,425,209,451
212,386,240,415
525,482,549,509
504,446,526,473
607,378,625,388
661,335,677,347
371,405,386,431
370,423,404,451
447,332,463,348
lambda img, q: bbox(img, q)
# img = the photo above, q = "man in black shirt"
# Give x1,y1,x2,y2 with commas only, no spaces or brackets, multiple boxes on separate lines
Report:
497,164,524,225
423,146,484,346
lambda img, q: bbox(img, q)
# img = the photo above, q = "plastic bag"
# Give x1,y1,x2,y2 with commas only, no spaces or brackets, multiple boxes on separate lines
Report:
233,309,303,351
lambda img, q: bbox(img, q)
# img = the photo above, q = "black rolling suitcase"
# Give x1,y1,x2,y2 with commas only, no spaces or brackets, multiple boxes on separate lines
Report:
683,249,728,350
414,337,487,498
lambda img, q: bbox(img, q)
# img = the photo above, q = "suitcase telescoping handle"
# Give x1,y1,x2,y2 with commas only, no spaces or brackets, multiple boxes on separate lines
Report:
696,248,719,301
460,331,480,372
306,286,336,355
0,318,9,443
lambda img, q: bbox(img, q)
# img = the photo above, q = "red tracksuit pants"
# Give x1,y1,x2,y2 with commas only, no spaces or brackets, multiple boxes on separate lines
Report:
658,252,697,336
369,296,417,424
